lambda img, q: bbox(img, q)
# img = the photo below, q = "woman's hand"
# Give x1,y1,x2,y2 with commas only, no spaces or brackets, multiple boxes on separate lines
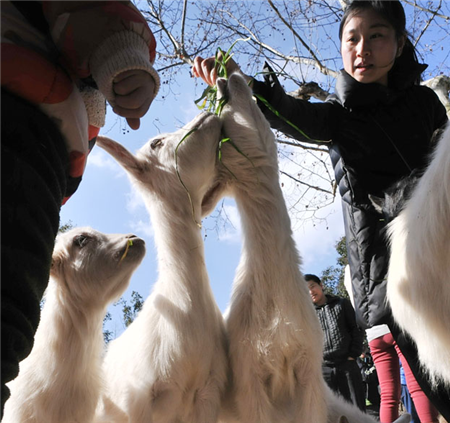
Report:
112,70,156,130
193,54,252,87
193,56,218,86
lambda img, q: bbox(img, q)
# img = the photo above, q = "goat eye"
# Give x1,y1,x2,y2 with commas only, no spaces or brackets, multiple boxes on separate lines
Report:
73,235,89,248
151,139,163,149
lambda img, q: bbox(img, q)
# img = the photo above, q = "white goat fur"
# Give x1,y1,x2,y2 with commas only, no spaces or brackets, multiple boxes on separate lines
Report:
96,114,228,423
387,122,450,386
214,73,383,423
3,227,145,423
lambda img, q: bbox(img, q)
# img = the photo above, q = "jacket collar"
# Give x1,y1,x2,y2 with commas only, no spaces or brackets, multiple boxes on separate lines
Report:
333,71,391,109
315,294,339,308
332,64,427,110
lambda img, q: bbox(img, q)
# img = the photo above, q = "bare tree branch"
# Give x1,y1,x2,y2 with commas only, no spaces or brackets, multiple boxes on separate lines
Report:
402,0,450,20
276,138,330,153
267,0,332,76
180,0,188,55
413,0,442,48
220,8,339,79
147,1,181,58
280,171,334,196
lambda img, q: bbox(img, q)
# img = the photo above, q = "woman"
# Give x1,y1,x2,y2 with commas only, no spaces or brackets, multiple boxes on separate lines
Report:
193,1,448,422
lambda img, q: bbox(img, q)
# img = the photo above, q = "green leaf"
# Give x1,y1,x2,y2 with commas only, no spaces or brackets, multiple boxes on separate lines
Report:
253,93,312,140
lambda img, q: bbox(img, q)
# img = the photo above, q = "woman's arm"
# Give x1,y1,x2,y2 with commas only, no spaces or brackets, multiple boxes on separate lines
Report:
252,63,336,144
193,56,336,145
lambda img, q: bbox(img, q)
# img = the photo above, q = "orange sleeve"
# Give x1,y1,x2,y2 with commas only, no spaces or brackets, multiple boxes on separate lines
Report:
1,44,73,105
41,1,157,79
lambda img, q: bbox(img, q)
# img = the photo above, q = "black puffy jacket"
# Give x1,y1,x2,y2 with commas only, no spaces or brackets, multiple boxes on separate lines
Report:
314,294,364,365
252,65,448,330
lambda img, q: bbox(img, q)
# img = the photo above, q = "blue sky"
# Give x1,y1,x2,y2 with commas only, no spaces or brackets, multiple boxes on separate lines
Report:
60,1,449,339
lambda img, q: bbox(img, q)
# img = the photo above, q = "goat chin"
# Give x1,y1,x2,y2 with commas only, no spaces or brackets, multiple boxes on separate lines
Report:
387,122,450,387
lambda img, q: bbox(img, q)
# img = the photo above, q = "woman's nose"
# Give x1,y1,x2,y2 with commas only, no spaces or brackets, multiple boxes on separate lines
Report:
357,39,370,56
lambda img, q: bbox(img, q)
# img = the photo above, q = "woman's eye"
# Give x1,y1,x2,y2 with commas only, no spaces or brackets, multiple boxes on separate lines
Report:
151,139,163,149
73,235,89,248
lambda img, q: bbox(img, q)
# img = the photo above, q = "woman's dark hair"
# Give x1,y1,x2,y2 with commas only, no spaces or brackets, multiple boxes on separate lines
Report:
338,0,423,86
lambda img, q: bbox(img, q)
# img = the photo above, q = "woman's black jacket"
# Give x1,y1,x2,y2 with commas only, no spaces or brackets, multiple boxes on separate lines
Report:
252,65,448,330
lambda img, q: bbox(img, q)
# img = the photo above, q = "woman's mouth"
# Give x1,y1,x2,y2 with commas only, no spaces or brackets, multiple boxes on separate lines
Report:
355,63,374,72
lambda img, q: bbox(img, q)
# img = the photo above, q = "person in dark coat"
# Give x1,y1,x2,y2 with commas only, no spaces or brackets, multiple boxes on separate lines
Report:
1,2,159,417
193,1,449,420
357,350,380,410
305,274,366,411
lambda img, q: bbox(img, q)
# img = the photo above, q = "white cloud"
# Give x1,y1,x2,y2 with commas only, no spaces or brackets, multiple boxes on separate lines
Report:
126,184,146,214
277,145,345,273
202,199,242,245
217,203,242,243
181,96,204,125
128,217,154,239
291,200,344,273
87,148,124,176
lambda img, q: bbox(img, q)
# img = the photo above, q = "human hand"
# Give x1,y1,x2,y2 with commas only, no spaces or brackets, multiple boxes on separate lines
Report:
193,54,250,87
112,70,156,130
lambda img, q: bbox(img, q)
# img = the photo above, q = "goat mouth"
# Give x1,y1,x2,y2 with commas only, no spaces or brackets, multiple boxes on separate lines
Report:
118,237,145,264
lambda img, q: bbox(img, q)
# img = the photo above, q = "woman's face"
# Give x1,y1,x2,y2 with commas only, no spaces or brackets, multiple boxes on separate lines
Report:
341,8,403,86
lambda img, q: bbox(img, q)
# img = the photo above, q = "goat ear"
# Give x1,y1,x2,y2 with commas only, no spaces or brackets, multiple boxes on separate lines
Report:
368,193,385,214
50,251,64,279
96,135,144,176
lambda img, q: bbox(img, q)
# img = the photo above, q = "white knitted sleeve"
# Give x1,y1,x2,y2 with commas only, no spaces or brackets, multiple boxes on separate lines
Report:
90,30,160,107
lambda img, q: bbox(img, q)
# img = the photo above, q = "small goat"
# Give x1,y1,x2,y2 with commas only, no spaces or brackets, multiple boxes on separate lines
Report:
96,113,229,423
3,227,145,423
387,122,450,387
214,73,391,423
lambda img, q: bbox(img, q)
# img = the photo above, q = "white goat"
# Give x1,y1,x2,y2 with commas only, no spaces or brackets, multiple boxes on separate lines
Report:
214,73,410,423
96,113,229,423
3,227,145,423
387,122,450,387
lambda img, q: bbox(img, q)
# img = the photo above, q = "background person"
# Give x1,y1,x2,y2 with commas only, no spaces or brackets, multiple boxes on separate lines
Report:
305,274,366,411
357,350,380,411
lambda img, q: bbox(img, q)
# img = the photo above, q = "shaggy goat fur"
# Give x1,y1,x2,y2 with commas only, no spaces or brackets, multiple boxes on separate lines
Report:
214,73,388,423
96,113,228,423
387,122,450,387
3,227,145,423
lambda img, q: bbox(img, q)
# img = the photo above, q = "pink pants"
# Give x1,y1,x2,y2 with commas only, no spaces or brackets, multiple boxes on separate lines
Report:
369,333,438,423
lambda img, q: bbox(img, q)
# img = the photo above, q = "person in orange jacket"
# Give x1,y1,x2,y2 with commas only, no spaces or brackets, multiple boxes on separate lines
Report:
1,1,160,415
